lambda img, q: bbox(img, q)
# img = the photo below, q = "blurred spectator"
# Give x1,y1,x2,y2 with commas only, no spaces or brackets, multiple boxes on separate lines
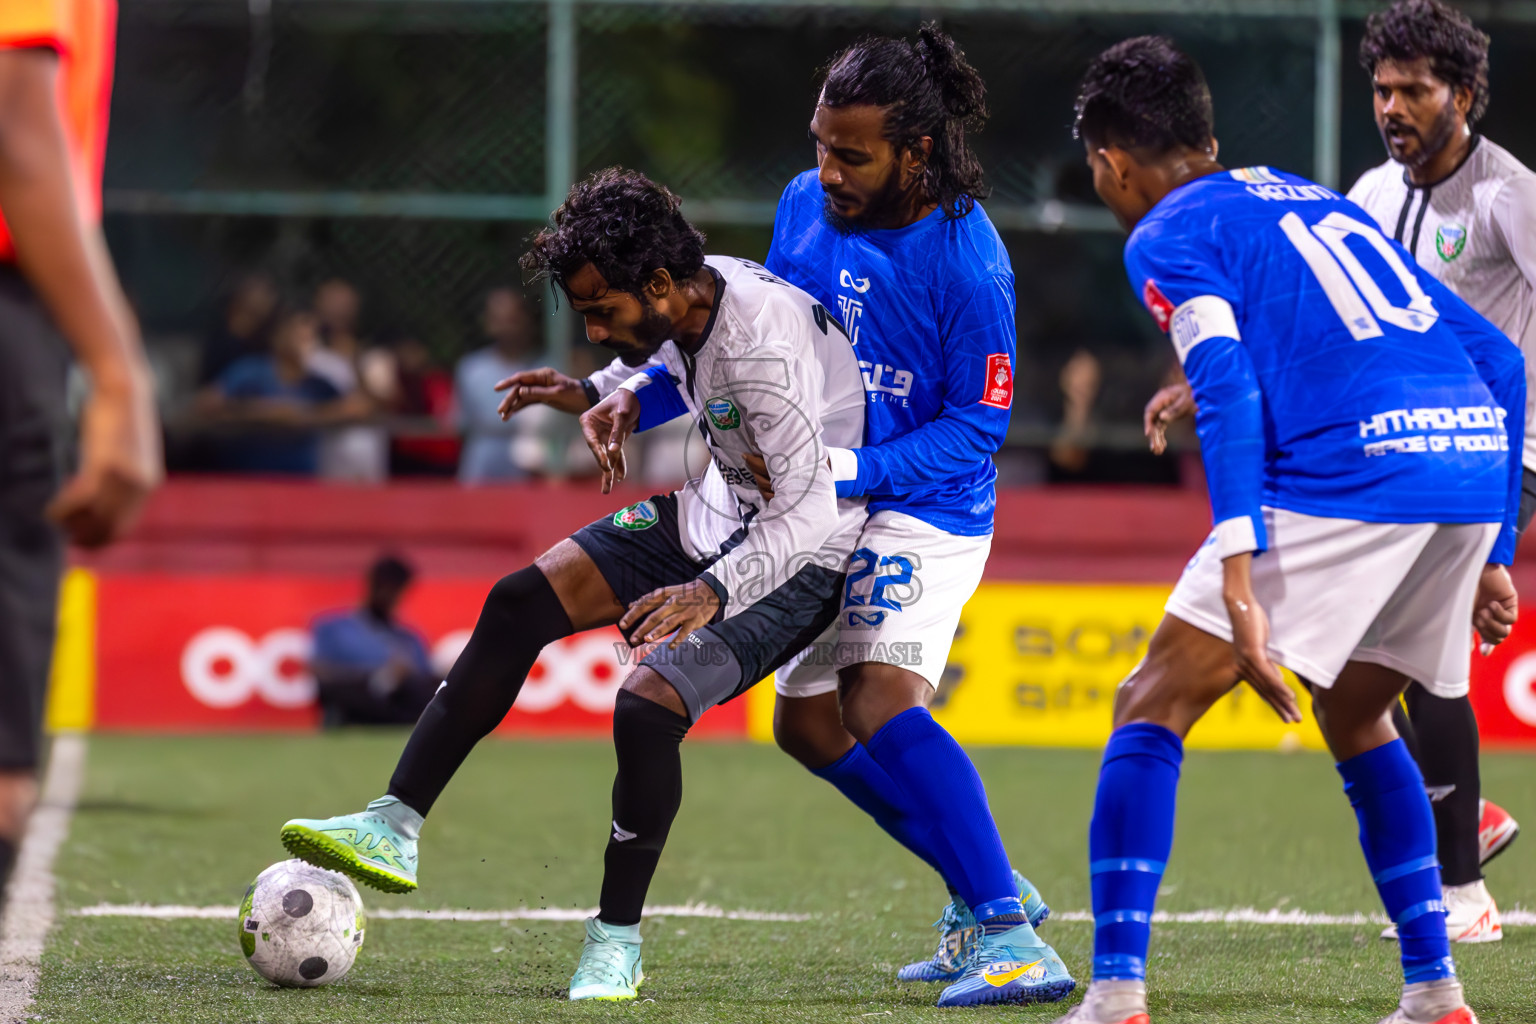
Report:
200,273,278,385
308,278,389,482
310,555,436,728
1049,348,1101,475
195,310,368,475
455,287,552,484
389,334,461,476
1047,347,1180,485
308,277,363,391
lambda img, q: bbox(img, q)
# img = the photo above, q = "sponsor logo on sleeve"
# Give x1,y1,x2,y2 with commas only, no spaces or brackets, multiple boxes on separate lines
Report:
613,500,659,531
980,353,1014,410
1143,279,1175,332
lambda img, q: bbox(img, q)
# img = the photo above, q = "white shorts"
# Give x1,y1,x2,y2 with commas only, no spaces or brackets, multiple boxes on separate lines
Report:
775,510,991,697
1167,507,1498,697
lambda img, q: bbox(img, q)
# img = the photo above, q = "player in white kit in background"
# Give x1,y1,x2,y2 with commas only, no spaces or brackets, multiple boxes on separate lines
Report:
1345,0,1532,944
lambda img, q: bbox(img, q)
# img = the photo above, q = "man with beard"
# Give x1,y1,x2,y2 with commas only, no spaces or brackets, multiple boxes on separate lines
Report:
1344,0,1531,944
280,168,879,999
583,24,1073,1007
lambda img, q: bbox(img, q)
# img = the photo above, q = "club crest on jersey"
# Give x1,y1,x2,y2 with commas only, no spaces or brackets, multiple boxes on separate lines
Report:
1143,279,1175,332
1436,223,1467,262
705,397,741,430
980,353,1013,410
612,500,659,531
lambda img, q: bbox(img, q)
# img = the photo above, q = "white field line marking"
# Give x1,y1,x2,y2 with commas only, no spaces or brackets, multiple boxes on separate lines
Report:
74,902,812,923
1053,908,1536,926
69,903,1536,927
0,734,87,1023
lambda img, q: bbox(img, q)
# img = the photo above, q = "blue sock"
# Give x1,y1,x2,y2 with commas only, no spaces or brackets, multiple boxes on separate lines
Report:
1337,739,1454,984
810,743,947,879
1089,722,1183,982
864,708,1024,929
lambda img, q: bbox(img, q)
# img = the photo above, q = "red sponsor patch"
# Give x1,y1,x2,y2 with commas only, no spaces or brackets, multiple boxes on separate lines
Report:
980,353,1013,410
1143,279,1175,333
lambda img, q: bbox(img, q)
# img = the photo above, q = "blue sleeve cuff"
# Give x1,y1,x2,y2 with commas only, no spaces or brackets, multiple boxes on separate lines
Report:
1491,526,1518,567
631,367,688,433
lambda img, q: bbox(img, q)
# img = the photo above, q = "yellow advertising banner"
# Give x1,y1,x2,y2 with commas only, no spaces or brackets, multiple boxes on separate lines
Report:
45,568,96,732
747,582,1324,751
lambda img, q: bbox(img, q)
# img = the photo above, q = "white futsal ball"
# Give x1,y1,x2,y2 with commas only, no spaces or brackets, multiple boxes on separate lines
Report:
238,859,365,987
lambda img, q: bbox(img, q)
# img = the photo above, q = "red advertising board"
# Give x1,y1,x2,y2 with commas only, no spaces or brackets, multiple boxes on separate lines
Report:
92,574,746,736
1469,615,1536,747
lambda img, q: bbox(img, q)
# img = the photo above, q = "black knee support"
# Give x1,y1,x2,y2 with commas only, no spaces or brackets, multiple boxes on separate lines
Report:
388,566,573,816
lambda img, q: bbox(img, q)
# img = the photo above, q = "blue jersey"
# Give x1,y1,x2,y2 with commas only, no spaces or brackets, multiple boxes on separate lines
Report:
764,170,1016,535
1128,166,1525,563
630,172,1016,535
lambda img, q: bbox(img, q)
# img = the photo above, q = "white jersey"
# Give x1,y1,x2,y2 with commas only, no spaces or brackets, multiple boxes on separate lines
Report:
592,256,866,613
1347,135,1536,470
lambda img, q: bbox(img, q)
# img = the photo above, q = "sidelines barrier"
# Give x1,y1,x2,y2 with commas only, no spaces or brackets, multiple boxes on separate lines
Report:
45,571,745,737
46,569,1536,749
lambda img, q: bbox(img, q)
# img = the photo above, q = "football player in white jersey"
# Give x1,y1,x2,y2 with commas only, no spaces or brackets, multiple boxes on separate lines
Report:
1345,0,1532,945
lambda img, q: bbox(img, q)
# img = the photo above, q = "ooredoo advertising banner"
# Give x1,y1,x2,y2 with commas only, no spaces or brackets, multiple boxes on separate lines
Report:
47,572,1536,748
76,573,746,736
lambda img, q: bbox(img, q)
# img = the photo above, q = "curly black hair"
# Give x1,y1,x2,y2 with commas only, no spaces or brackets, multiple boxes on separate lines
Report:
1073,36,1214,156
521,167,706,301
820,22,990,218
1360,0,1490,124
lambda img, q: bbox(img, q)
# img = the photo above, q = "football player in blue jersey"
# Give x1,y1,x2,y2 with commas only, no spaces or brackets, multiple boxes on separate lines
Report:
577,25,1073,1007
1055,37,1520,1024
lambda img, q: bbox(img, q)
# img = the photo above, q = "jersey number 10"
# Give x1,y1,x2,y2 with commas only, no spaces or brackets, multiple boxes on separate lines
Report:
1280,210,1439,339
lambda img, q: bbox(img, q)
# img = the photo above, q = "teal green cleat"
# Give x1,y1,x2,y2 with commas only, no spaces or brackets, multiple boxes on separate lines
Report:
935,923,1075,1007
896,869,1051,983
280,796,420,894
569,917,644,1001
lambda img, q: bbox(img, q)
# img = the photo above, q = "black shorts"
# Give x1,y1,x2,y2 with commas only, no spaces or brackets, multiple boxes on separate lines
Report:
0,264,69,771
571,494,846,721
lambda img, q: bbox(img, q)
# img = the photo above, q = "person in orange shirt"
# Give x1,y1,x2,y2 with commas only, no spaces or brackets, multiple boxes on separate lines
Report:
0,0,160,898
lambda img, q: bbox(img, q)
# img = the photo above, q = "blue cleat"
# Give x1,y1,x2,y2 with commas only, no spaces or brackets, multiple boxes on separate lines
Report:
935,923,1075,1007
897,870,1051,983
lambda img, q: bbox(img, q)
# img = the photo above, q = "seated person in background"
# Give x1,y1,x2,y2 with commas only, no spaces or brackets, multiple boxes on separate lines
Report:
199,272,278,385
310,555,436,728
196,311,368,475
455,287,551,484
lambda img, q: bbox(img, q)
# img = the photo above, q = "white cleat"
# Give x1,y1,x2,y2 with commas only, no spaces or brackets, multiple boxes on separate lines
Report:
1380,881,1501,943
1376,978,1480,1024
1051,980,1150,1024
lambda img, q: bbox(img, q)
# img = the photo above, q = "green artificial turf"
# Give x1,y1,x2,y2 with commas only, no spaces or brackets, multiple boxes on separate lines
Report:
32,733,1536,1022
